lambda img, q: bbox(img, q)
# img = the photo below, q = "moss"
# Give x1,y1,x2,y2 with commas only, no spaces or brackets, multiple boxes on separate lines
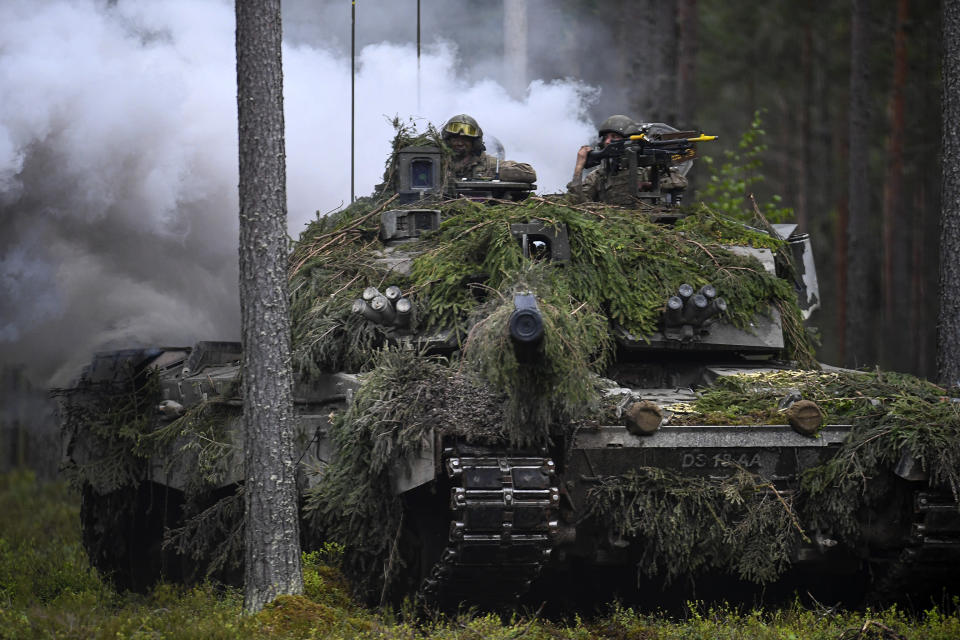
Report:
256,595,338,636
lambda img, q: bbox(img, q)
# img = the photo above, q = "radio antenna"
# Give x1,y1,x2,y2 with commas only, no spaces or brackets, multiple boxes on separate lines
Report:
417,0,421,112
351,0,356,202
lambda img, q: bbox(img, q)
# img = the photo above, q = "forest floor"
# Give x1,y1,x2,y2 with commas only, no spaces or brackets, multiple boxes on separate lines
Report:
1,470,958,640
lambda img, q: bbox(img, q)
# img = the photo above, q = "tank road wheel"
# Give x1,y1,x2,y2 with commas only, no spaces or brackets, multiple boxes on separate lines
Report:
80,481,186,592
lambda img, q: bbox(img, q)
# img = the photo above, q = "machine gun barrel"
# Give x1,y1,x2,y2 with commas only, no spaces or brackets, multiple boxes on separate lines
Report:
584,132,717,169
509,293,544,363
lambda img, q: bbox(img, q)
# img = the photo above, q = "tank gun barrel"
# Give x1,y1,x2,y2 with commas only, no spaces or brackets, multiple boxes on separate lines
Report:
509,292,544,363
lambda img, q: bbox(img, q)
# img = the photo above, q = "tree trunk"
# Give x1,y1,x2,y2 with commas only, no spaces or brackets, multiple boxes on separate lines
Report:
939,0,960,388
796,21,812,232
845,0,877,368
912,186,927,375
623,0,678,124
503,0,528,100
676,0,697,127
235,0,303,613
881,0,910,369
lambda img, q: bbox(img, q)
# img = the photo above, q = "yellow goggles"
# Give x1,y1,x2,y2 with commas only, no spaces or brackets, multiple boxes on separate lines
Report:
444,121,479,137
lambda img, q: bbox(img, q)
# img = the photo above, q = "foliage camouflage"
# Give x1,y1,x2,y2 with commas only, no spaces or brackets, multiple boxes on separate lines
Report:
55,364,162,494
58,368,247,584
61,120,959,604
585,466,803,585
289,158,826,598
586,368,960,587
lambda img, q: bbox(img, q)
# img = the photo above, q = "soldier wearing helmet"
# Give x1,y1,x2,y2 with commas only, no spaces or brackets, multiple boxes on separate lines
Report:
568,115,688,206
442,114,536,184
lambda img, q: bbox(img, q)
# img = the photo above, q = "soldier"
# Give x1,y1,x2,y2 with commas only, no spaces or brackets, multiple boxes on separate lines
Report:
442,114,537,183
568,115,688,206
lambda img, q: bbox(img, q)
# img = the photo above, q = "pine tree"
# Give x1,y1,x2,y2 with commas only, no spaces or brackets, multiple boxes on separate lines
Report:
235,0,303,613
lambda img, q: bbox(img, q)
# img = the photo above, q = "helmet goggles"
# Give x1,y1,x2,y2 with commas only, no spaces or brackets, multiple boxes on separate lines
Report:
444,121,480,137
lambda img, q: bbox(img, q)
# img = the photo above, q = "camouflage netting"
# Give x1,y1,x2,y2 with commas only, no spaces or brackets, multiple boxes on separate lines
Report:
57,365,247,584
290,132,826,597
583,369,960,586
59,121,960,601
56,363,162,494
291,167,960,596
586,466,804,585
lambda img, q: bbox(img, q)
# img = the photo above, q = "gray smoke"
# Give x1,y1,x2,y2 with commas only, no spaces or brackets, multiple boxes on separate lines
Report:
0,0,600,387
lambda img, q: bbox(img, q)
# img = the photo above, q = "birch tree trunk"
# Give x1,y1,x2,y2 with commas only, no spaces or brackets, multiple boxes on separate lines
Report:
235,0,303,613
939,0,960,388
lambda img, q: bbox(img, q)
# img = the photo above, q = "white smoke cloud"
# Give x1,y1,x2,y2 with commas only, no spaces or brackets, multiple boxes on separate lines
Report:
0,0,598,386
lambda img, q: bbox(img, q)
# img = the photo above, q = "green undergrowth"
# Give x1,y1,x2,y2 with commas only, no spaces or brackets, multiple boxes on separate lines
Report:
3,470,960,639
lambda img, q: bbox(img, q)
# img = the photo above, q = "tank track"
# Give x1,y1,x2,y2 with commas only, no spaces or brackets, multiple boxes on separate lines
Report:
872,490,960,601
418,444,559,610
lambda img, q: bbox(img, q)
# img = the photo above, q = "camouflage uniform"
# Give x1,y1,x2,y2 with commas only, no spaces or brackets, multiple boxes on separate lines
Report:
442,114,537,185
568,165,687,206
453,153,537,183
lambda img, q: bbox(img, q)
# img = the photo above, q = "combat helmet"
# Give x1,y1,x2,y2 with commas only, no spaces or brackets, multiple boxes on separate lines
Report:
597,114,635,138
442,114,483,139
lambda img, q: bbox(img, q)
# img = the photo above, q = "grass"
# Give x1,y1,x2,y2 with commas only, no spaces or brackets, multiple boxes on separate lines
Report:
1,470,958,639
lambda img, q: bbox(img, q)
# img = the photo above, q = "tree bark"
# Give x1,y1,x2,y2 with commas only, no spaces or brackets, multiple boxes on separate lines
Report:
622,0,679,124
845,0,877,368
235,0,303,613
676,0,697,127
503,0,528,100
881,0,910,369
939,0,960,388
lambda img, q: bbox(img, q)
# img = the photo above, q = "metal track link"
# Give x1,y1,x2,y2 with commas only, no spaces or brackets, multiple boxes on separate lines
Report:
418,447,558,609
873,490,960,600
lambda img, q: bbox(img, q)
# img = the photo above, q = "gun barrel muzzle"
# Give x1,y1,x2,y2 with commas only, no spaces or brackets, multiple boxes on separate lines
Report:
682,293,710,324
703,297,727,321
370,295,396,324
510,294,544,344
664,295,684,326
353,298,383,323
385,286,402,302
509,293,544,363
394,297,414,329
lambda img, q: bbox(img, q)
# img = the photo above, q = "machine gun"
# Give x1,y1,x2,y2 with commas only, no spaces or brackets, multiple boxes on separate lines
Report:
584,129,717,203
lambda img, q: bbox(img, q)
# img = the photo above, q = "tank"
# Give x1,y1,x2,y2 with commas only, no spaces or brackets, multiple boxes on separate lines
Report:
58,127,960,610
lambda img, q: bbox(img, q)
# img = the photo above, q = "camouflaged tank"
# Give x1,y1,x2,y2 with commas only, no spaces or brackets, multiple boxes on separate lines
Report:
59,131,960,610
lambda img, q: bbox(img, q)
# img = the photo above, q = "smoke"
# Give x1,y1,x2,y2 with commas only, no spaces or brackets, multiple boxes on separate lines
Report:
0,0,599,387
